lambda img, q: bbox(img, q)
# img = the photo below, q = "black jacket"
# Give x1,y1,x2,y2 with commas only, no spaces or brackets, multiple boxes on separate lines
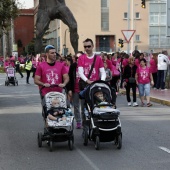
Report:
66,62,77,92
123,65,137,81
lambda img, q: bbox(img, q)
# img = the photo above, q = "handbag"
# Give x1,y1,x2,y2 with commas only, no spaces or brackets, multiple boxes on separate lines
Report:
128,77,136,83
79,55,97,90
128,67,136,83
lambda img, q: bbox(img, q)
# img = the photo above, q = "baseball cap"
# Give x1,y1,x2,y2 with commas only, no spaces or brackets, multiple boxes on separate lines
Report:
44,45,55,52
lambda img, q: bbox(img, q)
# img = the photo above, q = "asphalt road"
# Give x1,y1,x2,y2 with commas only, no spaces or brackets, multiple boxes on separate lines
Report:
0,73,170,170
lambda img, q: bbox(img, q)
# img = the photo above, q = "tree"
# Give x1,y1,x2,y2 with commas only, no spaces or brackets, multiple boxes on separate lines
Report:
0,0,20,56
0,0,20,36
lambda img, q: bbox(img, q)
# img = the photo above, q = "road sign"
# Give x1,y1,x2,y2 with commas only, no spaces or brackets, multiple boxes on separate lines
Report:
121,30,136,43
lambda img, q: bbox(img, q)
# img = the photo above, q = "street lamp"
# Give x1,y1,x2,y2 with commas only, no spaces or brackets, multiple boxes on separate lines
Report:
63,28,69,56
63,44,66,56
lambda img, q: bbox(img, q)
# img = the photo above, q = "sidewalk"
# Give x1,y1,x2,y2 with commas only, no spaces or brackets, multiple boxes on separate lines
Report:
120,88,170,106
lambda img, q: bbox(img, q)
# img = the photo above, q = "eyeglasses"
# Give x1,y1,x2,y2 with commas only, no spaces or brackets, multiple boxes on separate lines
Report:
84,45,91,49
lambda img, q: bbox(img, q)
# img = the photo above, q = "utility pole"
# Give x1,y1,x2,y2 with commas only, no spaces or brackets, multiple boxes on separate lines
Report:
127,0,131,54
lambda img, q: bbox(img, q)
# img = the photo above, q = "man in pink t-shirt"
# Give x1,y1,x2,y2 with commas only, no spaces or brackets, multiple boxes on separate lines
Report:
78,38,106,84
78,38,106,127
34,45,69,97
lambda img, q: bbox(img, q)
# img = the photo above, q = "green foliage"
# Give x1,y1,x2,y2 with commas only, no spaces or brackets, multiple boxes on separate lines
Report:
0,0,20,36
27,42,35,55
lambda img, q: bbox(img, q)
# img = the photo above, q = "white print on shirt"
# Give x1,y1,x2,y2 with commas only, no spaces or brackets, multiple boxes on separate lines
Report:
140,71,148,80
84,65,96,79
46,70,59,84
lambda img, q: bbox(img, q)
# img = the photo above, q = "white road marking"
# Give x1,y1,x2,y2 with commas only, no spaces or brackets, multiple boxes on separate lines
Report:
159,146,170,154
76,147,100,170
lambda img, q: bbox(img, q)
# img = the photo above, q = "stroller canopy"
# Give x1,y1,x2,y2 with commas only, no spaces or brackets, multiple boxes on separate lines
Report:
84,80,116,107
44,92,67,111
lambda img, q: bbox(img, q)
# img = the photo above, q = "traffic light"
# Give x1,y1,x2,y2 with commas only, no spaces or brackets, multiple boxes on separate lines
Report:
141,0,146,8
118,39,124,48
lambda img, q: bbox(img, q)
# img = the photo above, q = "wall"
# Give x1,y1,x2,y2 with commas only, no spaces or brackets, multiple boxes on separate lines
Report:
14,9,34,55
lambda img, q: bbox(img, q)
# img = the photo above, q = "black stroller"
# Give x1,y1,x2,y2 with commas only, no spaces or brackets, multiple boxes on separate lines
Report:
37,85,74,152
82,80,122,150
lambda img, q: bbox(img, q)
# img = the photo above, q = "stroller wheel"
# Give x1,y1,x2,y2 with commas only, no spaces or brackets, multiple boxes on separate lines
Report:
68,135,74,151
115,134,122,149
49,141,53,152
37,132,42,148
83,128,88,146
95,136,100,150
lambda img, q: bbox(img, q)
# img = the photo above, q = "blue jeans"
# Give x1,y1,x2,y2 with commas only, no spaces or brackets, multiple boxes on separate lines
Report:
138,83,150,96
72,92,81,123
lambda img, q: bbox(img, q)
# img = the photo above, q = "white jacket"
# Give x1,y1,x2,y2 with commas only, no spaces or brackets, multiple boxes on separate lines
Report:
157,54,169,70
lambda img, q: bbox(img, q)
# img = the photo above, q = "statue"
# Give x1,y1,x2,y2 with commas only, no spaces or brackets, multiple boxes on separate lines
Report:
35,0,79,54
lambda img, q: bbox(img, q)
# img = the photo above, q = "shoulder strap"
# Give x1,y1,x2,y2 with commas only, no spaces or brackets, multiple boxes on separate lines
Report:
87,55,97,79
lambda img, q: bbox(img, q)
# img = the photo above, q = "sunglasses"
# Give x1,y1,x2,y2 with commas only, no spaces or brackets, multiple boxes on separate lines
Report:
84,45,91,49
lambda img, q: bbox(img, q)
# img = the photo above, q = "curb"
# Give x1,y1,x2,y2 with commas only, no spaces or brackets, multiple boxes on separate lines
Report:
119,90,170,107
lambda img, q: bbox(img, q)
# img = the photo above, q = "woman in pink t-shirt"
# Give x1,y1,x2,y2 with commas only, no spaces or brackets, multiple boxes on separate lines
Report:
149,53,158,89
4,57,15,71
135,58,154,107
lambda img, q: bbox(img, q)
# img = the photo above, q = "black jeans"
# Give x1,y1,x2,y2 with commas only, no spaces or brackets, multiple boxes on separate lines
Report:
32,67,36,78
125,83,137,102
26,69,31,83
152,72,157,88
156,70,167,89
16,65,23,77
110,76,120,92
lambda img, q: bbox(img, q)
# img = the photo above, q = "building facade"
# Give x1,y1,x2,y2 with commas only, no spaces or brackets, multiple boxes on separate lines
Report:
14,9,34,55
34,0,170,55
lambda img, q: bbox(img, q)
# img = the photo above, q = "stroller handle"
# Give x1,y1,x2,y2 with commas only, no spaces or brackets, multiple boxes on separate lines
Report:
39,84,67,95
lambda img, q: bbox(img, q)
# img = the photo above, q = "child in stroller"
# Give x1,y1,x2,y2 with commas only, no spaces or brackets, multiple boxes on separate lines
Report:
37,88,74,152
82,80,122,150
47,97,73,126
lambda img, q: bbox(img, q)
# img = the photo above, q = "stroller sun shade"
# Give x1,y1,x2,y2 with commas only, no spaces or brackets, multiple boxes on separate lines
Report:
84,80,116,107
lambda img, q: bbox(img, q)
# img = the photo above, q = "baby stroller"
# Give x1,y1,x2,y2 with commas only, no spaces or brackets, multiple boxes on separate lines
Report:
82,80,122,150
5,66,18,86
37,85,74,152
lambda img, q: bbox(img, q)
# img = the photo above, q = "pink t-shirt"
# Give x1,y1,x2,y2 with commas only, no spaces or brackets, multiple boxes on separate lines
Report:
135,59,140,67
4,61,15,71
136,66,151,84
35,61,68,96
78,54,104,81
149,58,157,73
111,58,117,66
122,58,129,68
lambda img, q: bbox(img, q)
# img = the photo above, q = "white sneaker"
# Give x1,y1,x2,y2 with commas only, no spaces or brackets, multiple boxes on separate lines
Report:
161,88,168,91
128,102,131,106
133,102,138,107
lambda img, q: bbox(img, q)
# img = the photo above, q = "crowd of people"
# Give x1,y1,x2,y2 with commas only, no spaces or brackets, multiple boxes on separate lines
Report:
3,38,170,129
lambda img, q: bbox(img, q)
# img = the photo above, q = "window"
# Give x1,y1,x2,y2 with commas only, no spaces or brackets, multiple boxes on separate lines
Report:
101,12,109,31
101,0,109,31
124,12,128,19
135,35,140,41
135,12,140,19
101,0,109,7
150,13,159,25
